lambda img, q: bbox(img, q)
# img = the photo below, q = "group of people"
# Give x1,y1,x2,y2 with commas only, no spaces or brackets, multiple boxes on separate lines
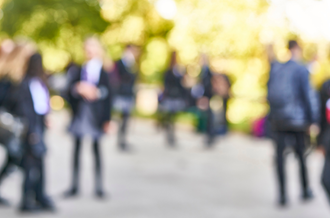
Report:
0,36,228,213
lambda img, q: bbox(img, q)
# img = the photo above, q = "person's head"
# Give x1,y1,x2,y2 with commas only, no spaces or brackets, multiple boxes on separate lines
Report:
84,36,105,61
0,39,15,55
288,40,302,61
200,53,209,66
0,40,36,82
26,53,44,78
169,51,177,68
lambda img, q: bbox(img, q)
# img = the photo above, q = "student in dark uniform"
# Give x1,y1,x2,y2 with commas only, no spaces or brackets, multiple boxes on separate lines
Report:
63,37,111,198
5,52,55,212
319,79,330,202
196,54,215,146
0,40,36,206
113,45,139,151
159,52,186,146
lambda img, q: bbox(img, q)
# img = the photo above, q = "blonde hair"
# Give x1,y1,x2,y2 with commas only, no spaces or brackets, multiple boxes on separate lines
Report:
84,36,106,61
0,40,36,82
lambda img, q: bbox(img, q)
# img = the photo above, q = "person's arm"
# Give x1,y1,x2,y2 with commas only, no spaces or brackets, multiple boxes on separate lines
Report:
299,67,320,125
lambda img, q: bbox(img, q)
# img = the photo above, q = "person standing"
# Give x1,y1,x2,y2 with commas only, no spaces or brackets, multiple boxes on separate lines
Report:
63,37,111,198
0,41,37,207
267,40,319,206
113,45,139,151
5,52,55,212
159,52,187,146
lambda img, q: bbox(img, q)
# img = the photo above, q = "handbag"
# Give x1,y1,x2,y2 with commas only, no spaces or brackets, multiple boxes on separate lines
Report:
0,108,27,162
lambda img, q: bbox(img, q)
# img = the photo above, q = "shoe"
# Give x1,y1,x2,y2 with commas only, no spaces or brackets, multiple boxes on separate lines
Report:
95,190,107,199
278,196,288,207
19,203,41,213
302,189,314,201
37,197,56,212
63,188,78,198
0,196,10,206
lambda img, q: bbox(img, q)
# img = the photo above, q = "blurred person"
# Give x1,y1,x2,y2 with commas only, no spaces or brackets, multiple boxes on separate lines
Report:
0,40,37,207
319,79,330,202
267,40,319,206
159,51,187,146
63,37,111,198
113,45,139,151
191,54,216,146
3,51,55,212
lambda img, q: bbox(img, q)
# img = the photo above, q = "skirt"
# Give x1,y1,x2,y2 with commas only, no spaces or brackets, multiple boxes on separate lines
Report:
69,102,103,139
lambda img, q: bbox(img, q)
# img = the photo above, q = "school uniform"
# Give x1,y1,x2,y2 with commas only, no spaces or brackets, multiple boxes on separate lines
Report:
114,59,137,150
65,59,111,196
6,76,53,210
159,67,187,146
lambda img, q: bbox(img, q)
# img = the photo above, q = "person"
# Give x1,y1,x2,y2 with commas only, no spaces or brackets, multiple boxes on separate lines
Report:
159,51,187,146
267,40,319,206
0,40,37,207
63,37,111,198
191,54,216,146
113,45,139,151
4,51,55,212
319,79,330,202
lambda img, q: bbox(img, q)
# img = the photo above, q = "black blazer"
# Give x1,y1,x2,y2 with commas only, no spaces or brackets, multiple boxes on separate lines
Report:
64,65,112,128
4,76,47,157
163,69,186,99
116,59,137,97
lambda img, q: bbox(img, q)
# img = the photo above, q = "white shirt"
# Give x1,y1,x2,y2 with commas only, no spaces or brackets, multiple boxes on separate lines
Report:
29,78,50,115
84,58,103,84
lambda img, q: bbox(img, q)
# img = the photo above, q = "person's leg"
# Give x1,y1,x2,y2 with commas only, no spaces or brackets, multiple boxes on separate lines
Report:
294,132,313,200
20,155,39,211
118,112,130,150
0,156,15,184
35,158,55,210
275,132,287,205
206,108,215,146
93,139,104,197
165,112,176,146
64,137,82,197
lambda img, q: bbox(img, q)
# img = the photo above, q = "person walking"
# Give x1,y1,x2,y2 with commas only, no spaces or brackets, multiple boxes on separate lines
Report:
267,40,319,206
113,45,139,151
4,51,55,212
63,37,111,198
0,41,38,207
159,51,187,146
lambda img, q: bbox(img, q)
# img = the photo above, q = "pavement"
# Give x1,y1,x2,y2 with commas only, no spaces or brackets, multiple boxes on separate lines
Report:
0,110,329,218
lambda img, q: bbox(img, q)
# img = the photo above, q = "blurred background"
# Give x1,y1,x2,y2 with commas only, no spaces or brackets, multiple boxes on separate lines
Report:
1,0,330,217
2,0,330,132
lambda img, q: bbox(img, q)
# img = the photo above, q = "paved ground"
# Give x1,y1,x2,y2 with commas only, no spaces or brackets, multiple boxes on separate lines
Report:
0,110,329,218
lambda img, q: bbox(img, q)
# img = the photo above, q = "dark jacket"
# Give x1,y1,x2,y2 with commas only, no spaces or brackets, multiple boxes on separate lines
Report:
163,68,186,99
318,80,330,147
64,65,112,128
4,77,47,158
268,60,319,131
0,79,11,107
200,66,213,99
116,60,137,97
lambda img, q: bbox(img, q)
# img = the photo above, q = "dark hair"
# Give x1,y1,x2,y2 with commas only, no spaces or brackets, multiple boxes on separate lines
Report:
170,51,177,69
26,53,46,83
288,40,299,50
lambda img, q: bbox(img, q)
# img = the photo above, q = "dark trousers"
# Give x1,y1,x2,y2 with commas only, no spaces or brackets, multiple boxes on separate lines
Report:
21,155,45,204
275,131,309,198
0,155,16,184
118,112,130,149
206,109,215,144
71,137,102,191
164,112,176,145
